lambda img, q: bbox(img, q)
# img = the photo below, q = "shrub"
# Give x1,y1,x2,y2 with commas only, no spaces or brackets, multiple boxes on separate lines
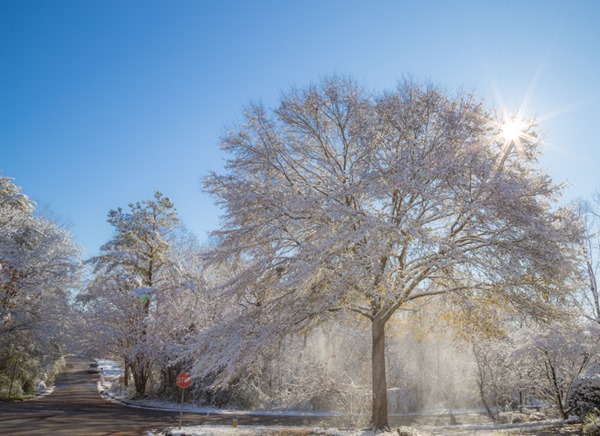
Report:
584,413,600,436
0,374,24,400
570,378,600,417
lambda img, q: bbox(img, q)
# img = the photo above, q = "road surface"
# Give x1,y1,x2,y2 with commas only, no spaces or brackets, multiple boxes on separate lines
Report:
0,356,337,435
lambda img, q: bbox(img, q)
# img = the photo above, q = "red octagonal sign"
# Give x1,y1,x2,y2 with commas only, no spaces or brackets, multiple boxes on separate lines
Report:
176,371,193,389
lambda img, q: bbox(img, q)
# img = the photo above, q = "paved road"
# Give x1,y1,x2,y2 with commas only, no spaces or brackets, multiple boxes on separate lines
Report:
0,356,348,435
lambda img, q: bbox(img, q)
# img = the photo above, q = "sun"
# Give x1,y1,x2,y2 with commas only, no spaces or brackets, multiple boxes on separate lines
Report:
501,116,528,143
493,111,537,159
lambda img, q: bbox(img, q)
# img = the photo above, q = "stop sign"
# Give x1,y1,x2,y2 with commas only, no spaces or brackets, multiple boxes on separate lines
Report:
176,371,193,389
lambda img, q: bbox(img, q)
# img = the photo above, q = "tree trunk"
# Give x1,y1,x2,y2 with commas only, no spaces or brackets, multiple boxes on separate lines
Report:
124,362,130,387
477,377,497,422
132,365,148,398
131,356,149,398
472,343,497,423
371,317,389,430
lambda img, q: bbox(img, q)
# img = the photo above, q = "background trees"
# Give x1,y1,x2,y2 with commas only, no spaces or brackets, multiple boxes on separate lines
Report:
198,75,582,429
0,176,81,399
575,194,600,324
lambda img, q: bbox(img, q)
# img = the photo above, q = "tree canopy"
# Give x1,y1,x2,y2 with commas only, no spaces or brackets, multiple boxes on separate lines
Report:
198,76,583,429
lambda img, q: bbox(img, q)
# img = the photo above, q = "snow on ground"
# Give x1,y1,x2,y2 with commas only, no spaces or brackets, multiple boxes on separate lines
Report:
150,427,409,435
150,420,583,436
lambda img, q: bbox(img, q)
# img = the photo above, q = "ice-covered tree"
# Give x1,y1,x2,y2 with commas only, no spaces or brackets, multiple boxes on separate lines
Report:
513,321,598,419
199,75,582,429
0,177,35,331
86,191,182,397
0,176,81,398
90,191,179,295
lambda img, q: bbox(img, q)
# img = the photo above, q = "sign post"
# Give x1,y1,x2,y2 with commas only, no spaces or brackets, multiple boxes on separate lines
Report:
176,371,193,429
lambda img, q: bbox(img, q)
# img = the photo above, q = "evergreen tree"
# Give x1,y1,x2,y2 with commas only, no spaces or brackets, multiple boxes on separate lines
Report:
87,191,180,397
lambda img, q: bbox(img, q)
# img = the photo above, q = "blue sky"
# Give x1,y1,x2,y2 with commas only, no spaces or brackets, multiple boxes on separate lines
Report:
1,0,599,256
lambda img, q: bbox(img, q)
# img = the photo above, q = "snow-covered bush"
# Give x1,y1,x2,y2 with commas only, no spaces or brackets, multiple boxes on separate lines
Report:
584,413,600,435
529,411,545,421
0,374,16,399
0,376,24,399
569,377,600,417
35,381,47,393
498,411,528,424
108,380,134,398
47,356,65,383
397,427,433,436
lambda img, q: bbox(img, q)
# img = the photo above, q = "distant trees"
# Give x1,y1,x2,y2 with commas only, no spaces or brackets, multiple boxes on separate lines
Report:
576,194,600,324
0,176,81,399
198,75,583,429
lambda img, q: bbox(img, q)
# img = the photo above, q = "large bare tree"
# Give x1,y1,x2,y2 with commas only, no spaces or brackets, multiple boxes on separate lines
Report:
199,76,582,429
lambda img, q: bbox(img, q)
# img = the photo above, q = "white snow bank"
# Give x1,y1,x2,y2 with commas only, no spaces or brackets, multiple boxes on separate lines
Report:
150,419,580,436
151,427,399,436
